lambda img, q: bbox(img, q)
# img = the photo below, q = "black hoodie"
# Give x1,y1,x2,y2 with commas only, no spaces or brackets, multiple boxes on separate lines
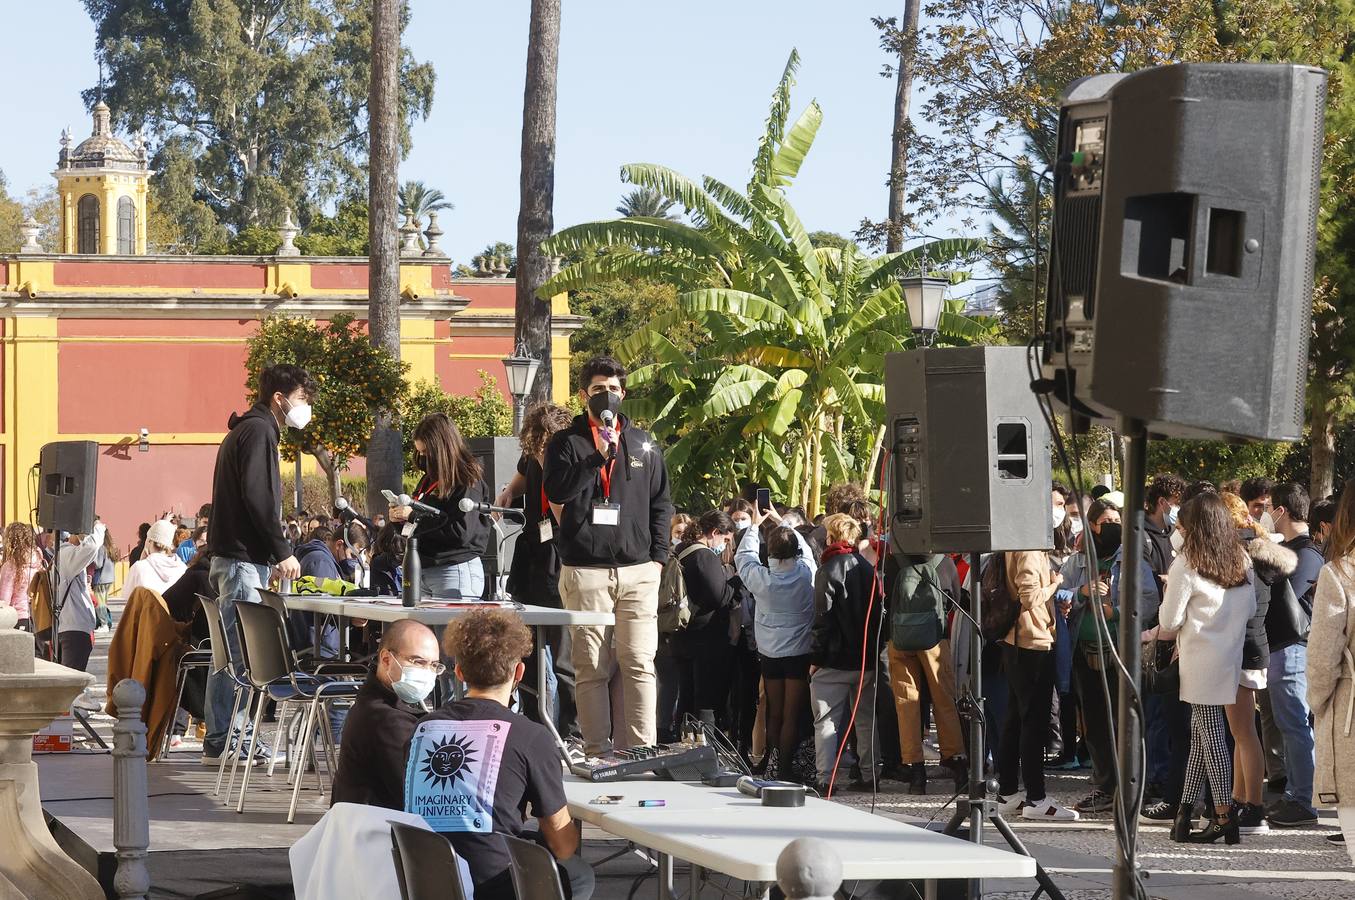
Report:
543,413,674,568
208,403,291,566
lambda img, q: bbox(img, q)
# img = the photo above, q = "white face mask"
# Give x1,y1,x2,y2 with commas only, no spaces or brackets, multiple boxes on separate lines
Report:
1165,504,1180,528
390,659,437,705
1170,530,1185,553
1052,507,1067,529
732,517,751,531
283,398,313,430
1070,517,1084,538
1259,510,1276,534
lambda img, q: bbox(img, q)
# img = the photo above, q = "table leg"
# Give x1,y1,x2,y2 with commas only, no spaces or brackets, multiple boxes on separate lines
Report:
656,851,674,900
536,624,569,760
754,882,771,900
688,863,702,900
924,880,937,900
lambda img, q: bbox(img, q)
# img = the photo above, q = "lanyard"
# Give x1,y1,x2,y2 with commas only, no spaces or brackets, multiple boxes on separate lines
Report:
540,486,551,519
590,422,619,501
414,480,439,502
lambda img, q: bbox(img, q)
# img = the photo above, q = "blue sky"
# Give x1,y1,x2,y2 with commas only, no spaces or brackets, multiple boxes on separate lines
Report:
0,0,967,265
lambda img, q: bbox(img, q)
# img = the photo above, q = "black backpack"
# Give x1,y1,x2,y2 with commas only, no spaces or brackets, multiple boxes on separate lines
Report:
890,555,946,651
979,553,1022,642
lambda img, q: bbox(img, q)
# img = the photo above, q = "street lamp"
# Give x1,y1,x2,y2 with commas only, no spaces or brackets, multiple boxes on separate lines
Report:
502,341,542,435
900,274,950,347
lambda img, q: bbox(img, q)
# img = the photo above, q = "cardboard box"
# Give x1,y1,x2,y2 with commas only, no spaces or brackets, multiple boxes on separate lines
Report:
34,713,74,752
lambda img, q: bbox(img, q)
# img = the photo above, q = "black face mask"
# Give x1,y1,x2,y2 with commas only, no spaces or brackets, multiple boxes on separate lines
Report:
1092,522,1123,557
415,452,429,472
587,390,623,421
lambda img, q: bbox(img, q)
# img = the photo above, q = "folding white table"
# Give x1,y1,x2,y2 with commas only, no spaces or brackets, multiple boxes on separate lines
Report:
564,778,1036,900
278,595,613,756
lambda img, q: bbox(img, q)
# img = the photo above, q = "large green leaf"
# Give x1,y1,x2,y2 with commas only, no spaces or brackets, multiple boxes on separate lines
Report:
680,288,789,325
703,176,789,256
540,218,730,269
538,251,710,296
843,282,905,336
822,434,854,485
825,365,869,426
770,101,822,187
938,309,999,343
745,345,816,368
616,310,686,363
743,387,803,438
620,164,739,232
756,185,822,285
773,369,809,399
750,49,801,193
701,368,776,418
857,238,986,295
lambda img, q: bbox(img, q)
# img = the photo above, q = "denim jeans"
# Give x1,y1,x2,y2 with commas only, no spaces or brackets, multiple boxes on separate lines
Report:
1268,642,1316,811
422,558,484,599
204,558,268,757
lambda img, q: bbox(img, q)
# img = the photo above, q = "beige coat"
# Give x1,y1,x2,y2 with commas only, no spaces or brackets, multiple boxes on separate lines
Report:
1003,551,1059,651
1307,562,1355,807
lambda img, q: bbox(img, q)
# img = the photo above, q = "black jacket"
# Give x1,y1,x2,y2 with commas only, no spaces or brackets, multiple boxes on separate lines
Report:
506,456,561,607
1242,530,1293,669
331,672,425,811
208,403,291,565
543,414,674,568
410,475,492,567
1268,532,1324,649
812,551,885,670
671,540,736,651
1142,517,1175,598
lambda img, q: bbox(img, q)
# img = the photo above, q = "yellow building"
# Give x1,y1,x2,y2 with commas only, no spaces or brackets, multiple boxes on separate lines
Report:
53,102,149,255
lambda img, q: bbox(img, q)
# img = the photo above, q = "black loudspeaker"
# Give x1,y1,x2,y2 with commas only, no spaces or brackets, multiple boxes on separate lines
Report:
1043,62,1327,440
38,441,98,534
469,437,524,598
886,347,1052,554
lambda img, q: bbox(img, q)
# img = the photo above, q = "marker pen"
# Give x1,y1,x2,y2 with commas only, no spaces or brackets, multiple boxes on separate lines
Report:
638,800,666,807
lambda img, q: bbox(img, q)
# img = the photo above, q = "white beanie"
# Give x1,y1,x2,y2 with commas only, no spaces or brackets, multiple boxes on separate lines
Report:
147,519,177,549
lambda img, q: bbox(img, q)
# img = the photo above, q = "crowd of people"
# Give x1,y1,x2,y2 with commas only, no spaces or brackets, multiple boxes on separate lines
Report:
15,353,1355,895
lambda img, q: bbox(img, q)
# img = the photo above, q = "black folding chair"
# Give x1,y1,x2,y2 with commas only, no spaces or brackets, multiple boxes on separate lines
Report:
390,822,471,900
505,835,568,900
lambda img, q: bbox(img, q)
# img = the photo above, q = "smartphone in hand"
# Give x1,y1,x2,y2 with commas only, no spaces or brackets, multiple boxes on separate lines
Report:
756,487,772,513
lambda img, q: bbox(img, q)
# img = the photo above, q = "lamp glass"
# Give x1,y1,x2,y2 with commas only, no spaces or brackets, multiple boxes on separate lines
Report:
501,347,541,398
901,274,950,335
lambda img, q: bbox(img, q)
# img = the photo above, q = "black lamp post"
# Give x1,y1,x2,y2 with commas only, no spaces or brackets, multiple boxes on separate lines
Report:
502,341,542,435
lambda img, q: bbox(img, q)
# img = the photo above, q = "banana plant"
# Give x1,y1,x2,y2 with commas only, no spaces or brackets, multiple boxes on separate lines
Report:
540,50,995,511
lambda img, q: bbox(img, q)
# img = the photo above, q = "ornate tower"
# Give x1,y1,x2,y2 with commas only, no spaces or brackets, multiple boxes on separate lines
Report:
53,102,149,255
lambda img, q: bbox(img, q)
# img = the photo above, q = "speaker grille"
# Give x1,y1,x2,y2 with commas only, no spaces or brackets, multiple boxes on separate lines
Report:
1058,195,1102,316
1295,74,1326,426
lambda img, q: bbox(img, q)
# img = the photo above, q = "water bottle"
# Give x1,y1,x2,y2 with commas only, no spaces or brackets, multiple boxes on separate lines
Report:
402,536,421,608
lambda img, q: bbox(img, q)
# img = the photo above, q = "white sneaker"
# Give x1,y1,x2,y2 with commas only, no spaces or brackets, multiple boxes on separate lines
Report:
1022,799,1080,821
997,791,1026,815
72,691,102,712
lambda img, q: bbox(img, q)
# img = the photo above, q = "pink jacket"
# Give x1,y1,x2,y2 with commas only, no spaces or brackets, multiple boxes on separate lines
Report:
0,550,41,619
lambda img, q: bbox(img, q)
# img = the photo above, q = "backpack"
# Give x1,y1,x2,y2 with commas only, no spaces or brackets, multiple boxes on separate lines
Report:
890,555,946,651
979,552,1022,642
657,544,707,633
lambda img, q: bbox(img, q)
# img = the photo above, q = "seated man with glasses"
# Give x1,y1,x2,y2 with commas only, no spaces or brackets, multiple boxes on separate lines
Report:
332,620,443,810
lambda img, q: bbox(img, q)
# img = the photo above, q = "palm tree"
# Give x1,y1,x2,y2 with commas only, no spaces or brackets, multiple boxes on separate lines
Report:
365,0,404,517
540,50,991,511
398,180,453,231
616,188,677,221
516,0,562,406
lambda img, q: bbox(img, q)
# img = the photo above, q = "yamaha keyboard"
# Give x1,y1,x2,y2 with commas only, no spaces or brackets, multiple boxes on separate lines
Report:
569,742,719,782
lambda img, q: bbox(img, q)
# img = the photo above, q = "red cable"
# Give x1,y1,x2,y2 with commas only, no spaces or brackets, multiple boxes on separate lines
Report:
826,450,890,799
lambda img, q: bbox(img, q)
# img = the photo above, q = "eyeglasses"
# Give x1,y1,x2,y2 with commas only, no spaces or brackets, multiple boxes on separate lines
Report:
395,654,446,675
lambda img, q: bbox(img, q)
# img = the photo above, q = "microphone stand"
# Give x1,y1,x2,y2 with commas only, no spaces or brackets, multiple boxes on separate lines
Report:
941,552,1065,900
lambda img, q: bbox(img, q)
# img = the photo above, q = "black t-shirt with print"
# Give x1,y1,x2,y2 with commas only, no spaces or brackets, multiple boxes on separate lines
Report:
412,697,566,900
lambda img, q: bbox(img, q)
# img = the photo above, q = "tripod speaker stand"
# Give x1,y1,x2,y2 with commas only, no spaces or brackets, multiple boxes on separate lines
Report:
941,552,1064,900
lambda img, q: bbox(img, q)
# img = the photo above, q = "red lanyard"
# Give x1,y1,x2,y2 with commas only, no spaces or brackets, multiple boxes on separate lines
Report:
540,486,550,519
589,422,619,501
414,480,438,502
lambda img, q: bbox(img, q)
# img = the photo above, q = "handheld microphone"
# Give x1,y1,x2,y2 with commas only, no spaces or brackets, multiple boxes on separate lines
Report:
599,408,618,457
457,497,526,519
397,494,443,519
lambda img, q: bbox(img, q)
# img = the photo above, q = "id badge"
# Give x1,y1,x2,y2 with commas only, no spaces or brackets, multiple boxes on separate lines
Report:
539,520,554,542
592,502,621,526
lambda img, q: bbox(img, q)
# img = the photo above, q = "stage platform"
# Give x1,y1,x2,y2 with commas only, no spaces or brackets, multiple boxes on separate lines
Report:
40,750,324,899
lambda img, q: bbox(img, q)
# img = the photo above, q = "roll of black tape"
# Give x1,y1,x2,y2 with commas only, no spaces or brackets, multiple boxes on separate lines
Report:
761,784,806,808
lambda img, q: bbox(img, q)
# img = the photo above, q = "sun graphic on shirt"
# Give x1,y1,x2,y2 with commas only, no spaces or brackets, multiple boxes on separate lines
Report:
420,734,478,791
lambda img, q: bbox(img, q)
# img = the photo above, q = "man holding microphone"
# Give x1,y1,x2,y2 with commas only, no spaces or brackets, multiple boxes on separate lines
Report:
544,356,673,755
203,363,315,766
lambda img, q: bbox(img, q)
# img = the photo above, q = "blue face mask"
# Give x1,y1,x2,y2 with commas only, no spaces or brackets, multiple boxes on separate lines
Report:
711,542,727,555
1165,505,1180,528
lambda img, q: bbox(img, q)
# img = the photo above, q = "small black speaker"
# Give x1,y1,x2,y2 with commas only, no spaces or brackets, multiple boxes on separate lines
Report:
38,441,98,534
1043,62,1327,440
886,348,1052,554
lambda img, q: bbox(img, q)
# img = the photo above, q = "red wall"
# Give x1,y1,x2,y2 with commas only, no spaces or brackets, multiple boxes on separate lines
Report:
95,443,220,554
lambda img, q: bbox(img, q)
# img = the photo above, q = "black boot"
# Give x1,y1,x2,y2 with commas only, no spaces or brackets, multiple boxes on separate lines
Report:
1171,804,1194,843
906,762,927,795
941,755,969,792
1190,807,1241,845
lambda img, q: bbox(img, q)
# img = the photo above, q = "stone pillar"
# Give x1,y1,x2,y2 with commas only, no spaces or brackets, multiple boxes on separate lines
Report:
399,212,422,257
111,680,149,900
0,606,102,899
19,219,41,254
277,209,300,257
421,212,447,258
776,838,842,900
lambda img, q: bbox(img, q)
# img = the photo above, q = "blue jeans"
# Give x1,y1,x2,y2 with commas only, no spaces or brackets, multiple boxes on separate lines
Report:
204,558,268,757
1146,693,1173,788
1268,643,1316,811
422,558,484,599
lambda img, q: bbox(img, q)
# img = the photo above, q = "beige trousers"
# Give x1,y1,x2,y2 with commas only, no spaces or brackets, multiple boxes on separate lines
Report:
889,640,966,764
559,561,661,754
